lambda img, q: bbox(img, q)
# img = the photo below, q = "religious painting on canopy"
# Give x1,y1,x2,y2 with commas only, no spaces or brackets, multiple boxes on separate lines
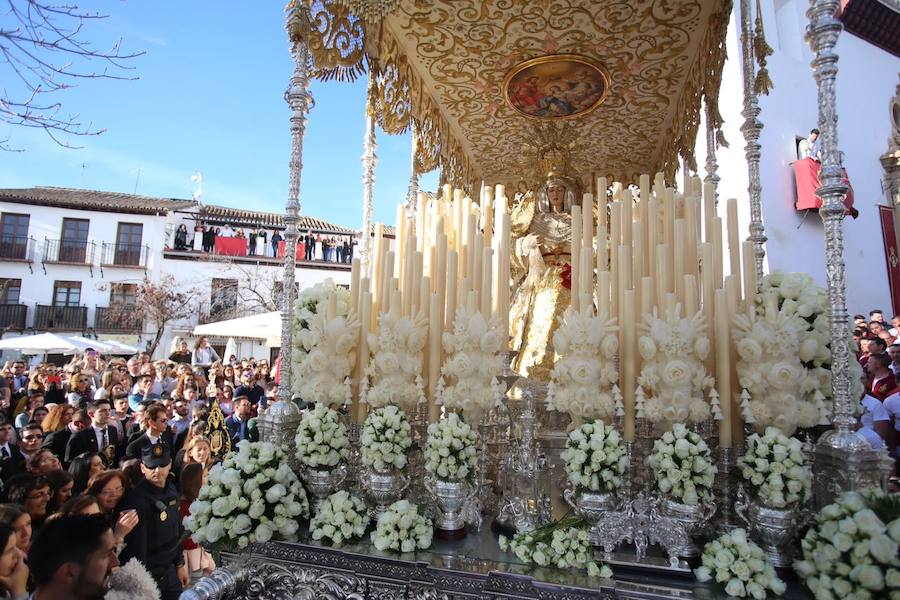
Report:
503,55,610,120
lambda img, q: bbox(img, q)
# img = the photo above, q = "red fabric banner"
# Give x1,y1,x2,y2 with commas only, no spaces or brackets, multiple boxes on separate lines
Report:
214,237,248,257
276,241,303,259
878,205,900,317
793,157,858,218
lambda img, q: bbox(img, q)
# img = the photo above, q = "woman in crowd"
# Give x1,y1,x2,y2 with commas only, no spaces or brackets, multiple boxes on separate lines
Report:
0,506,31,556
45,470,74,514
256,361,271,384
180,463,215,577
181,436,214,472
25,450,61,476
86,470,128,516
68,452,106,495
40,404,72,435
191,338,220,371
13,398,45,431
0,523,27,600
65,373,93,408
192,368,210,395
93,369,117,401
221,364,236,387
57,495,100,516
3,475,50,530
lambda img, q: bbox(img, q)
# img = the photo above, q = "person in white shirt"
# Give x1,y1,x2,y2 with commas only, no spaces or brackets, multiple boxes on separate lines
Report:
883,391,900,457
889,316,900,338
889,344,900,377
860,394,891,445
219,224,236,238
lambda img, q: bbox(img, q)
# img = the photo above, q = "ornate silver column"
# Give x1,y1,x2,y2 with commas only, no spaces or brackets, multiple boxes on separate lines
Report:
739,0,768,280
359,67,378,275
704,102,721,201
278,4,314,403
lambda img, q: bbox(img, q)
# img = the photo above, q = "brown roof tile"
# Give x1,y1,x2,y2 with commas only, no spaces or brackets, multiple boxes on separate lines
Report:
0,187,196,215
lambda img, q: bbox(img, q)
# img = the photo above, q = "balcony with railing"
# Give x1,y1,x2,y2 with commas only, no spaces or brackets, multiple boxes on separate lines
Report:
0,235,35,264
100,242,149,269
94,305,143,332
42,239,96,267
33,305,87,330
0,305,27,330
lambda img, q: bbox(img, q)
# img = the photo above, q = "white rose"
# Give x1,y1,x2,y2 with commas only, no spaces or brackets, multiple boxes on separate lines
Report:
254,523,274,543
600,335,618,359
736,338,763,363
638,337,657,361
661,360,691,387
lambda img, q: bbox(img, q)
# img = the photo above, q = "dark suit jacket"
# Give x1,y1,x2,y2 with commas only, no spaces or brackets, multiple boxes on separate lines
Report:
0,446,26,481
65,426,121,466
43,428,74,466
125,429,175,461
224,415,249,446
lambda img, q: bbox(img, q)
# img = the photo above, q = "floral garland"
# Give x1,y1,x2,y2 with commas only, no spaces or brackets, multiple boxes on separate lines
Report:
295,403,350,469
436,306,504,424
424,412,477,481
361,405,413,472
546,308,620,422
184,441,309,549
795,488,900,598
646,424,716,506
370,499,433,552
499,516,613,578
739,427,811,509
636,308,714,428
695,529,786,598
310,491,369,546
561,419,628,493
291,279,357,407
732,298,826,436
360,312,427,416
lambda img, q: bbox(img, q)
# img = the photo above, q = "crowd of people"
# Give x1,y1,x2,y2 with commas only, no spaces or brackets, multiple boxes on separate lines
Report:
0,337,276,599
172,222,356,263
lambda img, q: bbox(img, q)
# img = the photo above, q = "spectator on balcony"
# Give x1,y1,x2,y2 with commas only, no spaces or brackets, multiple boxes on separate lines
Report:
798,128,820,161
191,338,220,373
202,225,215,253
219,224,235,239
271,230,283,257
193,223,205,252
301,230,312,261
174,224,188,251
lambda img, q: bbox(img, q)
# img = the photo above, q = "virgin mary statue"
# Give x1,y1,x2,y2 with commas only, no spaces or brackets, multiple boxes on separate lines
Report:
509,163,583,381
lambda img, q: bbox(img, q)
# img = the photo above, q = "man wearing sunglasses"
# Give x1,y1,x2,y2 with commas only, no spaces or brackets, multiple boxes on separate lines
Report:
1,423,44,481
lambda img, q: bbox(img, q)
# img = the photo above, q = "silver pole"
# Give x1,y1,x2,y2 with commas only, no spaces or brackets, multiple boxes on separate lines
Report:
704,102,720,203
279,5,314,403
360,68,378,275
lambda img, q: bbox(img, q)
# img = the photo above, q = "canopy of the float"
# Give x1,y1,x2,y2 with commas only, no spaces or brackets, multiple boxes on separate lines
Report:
301,0,731,190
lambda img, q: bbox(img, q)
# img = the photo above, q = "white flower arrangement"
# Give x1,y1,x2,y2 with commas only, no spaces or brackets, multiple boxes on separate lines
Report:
795,488,900,599
733,295,829,436
106,558,161,600
291,279,358,408
361,405,413,472
498,516,613,578
738,427,812,509
561,419,628,493
437,306,505,424
646,424,716,506
424,412,478,481
695,529,786,598
184,440,309,549
370,499,433,553
546,307,620,421
360,312,427,415
295,403,350,469
636,307,715,428
310,490,369,546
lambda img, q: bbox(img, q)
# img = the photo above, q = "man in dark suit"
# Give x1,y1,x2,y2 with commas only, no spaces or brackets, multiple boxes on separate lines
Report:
305,231,314,261
43,409,89,468
1,422,43,481
65,399,122,466
224,396,252,446
126,404,174,461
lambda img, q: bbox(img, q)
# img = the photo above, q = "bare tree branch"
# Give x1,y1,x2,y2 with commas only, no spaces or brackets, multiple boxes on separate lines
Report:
1,0,144,150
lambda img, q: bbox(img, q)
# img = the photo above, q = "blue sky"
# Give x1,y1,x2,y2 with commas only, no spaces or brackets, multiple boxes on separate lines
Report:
0,1,435,228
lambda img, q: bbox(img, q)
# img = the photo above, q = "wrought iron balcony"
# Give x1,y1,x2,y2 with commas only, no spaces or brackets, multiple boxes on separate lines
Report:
0,304,26,330
94,305,143,332
0,235,35,263
42,239,96,266
33,305,87,330
100,242,149,268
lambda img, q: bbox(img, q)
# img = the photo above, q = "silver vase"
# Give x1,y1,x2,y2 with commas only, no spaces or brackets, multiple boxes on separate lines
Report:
563,487,618,545
660,497,716,557
427,477,472,534
363,467,409,517
302,463,348,514
735,496,805,568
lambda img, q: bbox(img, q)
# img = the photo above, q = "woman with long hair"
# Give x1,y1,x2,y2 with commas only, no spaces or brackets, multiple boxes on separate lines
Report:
68,452,107,495
41,403,73,434
93,368,116,401
0,505,30,555
3,475,50,529
86,470,128,515
65,372,93,408
0,523,28,599
222,364,236,387
191,337,220,370
180,463,215,576
13,397,45,430
182,436,214,472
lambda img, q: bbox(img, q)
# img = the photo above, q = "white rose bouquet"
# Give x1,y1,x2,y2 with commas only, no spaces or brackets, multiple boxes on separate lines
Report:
291,279,358,407
184,440,309,550
360,312,427,415
361,405,413,472
437,306,504,424
294,403,350,469
370,499,433,552
636,308,714,428
424,412,477,481
795,488,900,599
547,308,620,422
733,297,828,436
561,419,628,493
498,516,613,578
738,427,811,509
646,424,716,506
310,490,369,546
695,529,786,598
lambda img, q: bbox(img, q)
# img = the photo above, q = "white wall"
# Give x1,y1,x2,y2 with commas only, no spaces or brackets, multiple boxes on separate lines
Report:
699,1,899,315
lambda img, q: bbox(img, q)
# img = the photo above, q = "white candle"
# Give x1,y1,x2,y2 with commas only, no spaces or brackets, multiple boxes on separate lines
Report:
623,289,636,442
350,258,360,313
726,198,741,286
742,241,757,310
597,271,610,317
481,247,493,317
446,251,458,330
571,204,583,311
581,194,593,249
715,289,732,448
428,291,442,422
